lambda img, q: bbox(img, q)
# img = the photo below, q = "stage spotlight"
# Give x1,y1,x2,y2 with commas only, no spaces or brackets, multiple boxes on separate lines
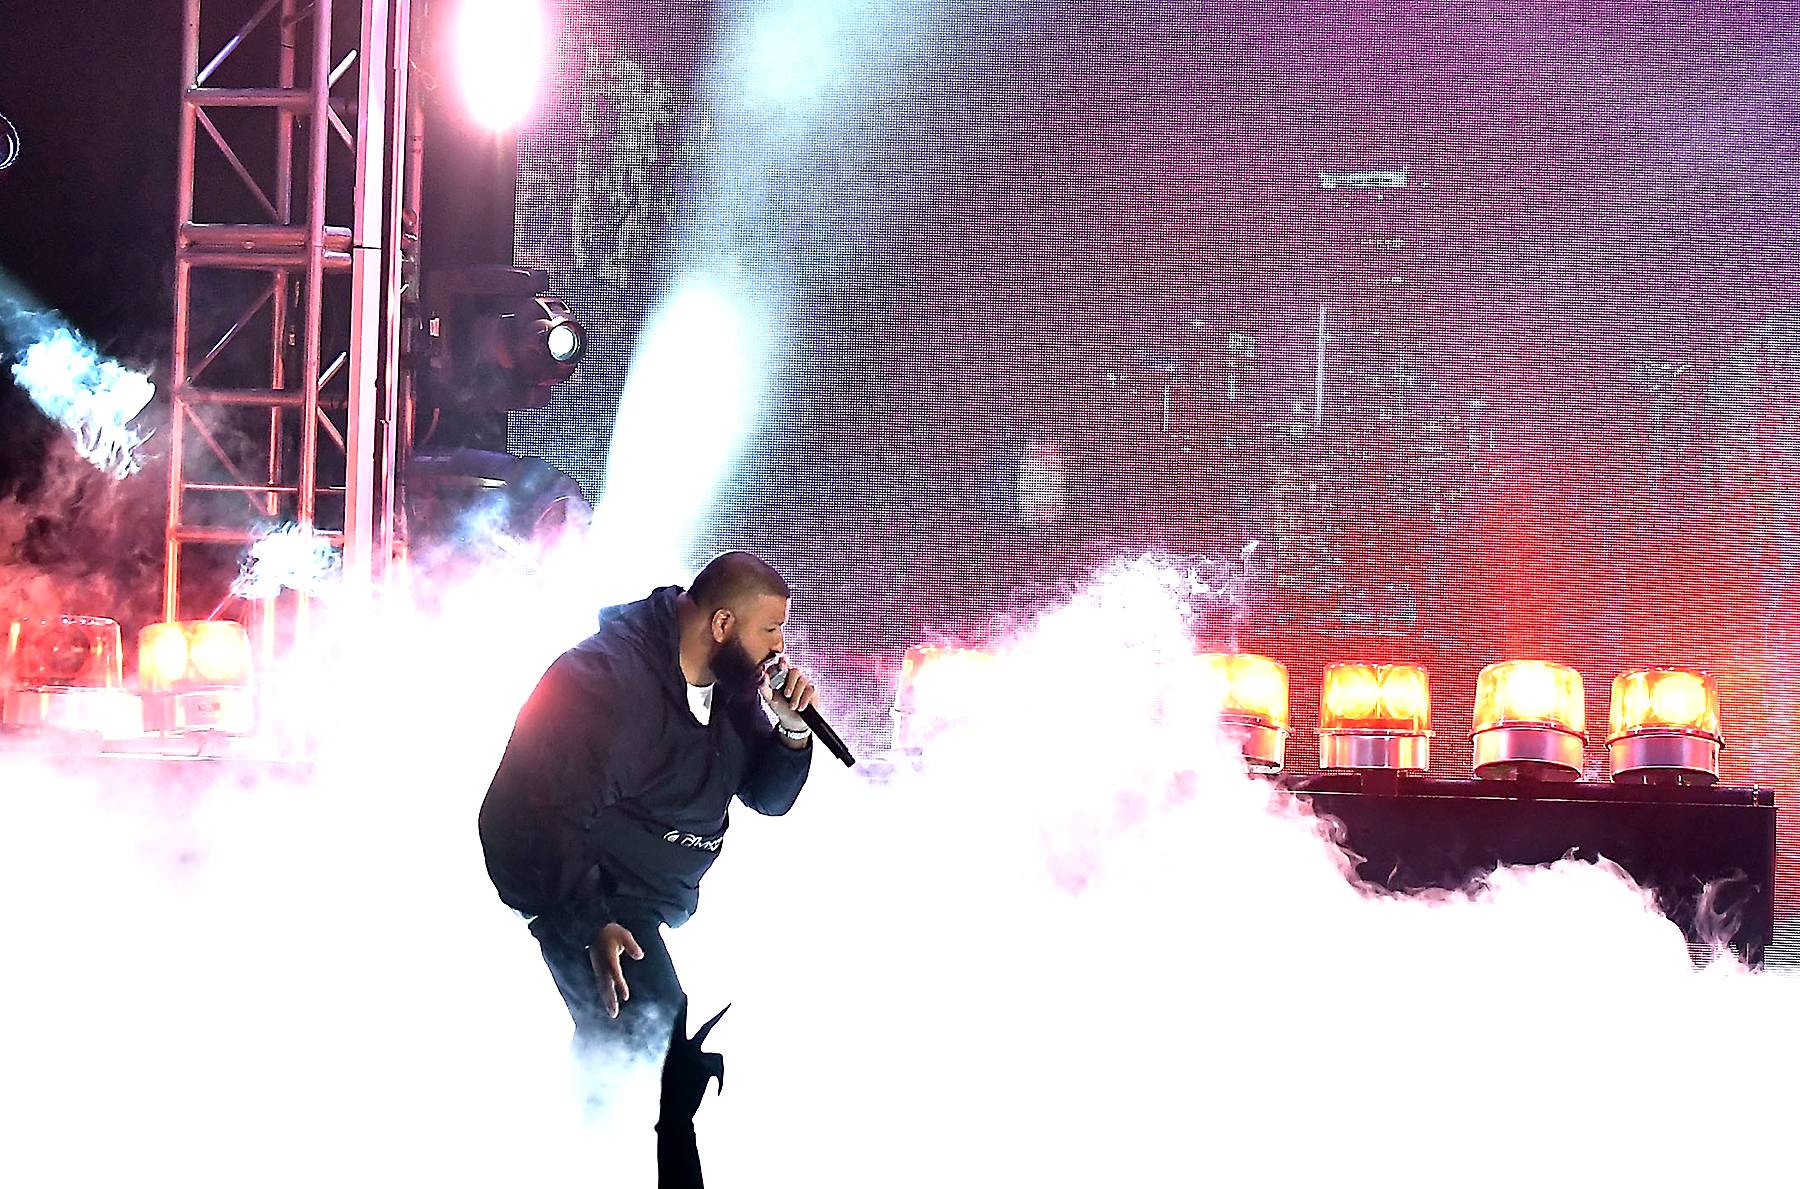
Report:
545,317,583,365
422,267,586,410
137,620,257,735
2,615,141,736
499,295,586,386
1318,662,1433,772
1606,668,1722,784
1196,652,1290,774
452,0,546,130
1471,659,1587,779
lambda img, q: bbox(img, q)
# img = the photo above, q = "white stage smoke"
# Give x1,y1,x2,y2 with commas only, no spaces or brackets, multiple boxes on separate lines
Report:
6,324,153,479
675,556,1800,1185
0,547,649,1185
4,554,1796,1186
231,523,343,601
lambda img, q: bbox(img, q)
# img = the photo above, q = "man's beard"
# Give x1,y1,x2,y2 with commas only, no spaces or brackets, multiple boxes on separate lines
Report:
711,635,766,694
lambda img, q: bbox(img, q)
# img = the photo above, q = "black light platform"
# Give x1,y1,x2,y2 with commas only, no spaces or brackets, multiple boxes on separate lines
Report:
1284,770,1777,966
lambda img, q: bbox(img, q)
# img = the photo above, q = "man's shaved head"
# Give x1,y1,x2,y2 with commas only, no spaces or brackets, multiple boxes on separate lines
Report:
688,551,791,615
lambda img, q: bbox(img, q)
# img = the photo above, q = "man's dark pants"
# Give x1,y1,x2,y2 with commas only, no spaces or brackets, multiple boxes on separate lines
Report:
529,901,686,1076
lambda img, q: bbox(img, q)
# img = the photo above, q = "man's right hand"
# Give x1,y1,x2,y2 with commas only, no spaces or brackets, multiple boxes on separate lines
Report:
589,922,644,1019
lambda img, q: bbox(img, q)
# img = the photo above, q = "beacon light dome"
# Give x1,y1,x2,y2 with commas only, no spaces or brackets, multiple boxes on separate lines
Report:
2,615,138,736
1472,659,1587,779
1319,661,1433,772
137,620,257,736
1196,651,1289,774
1607,667,1723,783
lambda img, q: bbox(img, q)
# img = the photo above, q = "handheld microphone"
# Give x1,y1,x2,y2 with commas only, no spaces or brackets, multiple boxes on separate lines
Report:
763,654,856,768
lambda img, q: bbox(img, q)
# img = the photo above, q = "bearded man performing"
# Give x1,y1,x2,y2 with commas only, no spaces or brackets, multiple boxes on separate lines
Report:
480,551,818,1070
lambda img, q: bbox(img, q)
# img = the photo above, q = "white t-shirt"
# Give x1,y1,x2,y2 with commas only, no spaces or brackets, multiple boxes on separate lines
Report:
687,682,715,726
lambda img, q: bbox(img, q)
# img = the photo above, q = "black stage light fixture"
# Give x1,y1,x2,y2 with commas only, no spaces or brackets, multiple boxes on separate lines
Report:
420,266,586,410
405,448,591,559
495,294,586,388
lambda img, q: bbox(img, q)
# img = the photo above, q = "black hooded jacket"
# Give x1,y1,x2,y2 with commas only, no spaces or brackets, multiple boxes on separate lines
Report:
479,586,812,947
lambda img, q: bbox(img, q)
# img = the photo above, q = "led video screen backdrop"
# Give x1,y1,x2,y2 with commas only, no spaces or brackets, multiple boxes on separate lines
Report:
509,4,1800,950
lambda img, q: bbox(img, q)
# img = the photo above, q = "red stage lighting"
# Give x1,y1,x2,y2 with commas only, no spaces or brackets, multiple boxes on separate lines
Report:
2,616,139,735
5,615,122,689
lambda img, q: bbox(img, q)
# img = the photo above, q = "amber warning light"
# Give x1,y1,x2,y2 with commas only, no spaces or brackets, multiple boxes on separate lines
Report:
137,620,257,734
890,645,997,753
1319,662,1433,771
1606,668,1723,783
1196,652,1290,773
1471,659,1587,778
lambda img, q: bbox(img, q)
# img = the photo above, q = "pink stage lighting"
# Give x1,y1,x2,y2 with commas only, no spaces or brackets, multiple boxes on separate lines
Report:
453,0,546,130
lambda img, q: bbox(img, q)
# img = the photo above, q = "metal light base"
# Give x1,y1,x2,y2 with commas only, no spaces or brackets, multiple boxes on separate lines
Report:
1472,724,1585,780
1609,731,1721,784
1223,717,1288,775
141,688,257,735
1320,730,1432,772
2,687,143,737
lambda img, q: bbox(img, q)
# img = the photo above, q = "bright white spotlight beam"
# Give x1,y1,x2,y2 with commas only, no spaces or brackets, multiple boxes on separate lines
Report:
454,0,545,130
591,275,765,600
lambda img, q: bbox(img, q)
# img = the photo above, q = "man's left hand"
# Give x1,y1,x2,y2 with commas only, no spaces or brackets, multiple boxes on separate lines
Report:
763,663,819,731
